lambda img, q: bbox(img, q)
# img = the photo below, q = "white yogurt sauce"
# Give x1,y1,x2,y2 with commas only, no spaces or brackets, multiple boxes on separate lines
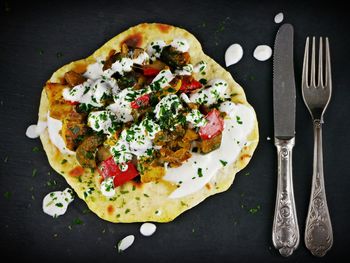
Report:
175,64,193,76
47,112,75,155
118,235,135,252
189,79,230,106
154,94,182,119
225,44,243,67
140,223,157,236
253,45,272,61
83,60,104,79
163,102,255,198
274,12,284,23
101,177,115,197
186,109,207,128
171,38,190,53
42,188,74,218
88,110,117,135
147,40,166,59
193,61,207,73
149,69,174,91
26,121,47,139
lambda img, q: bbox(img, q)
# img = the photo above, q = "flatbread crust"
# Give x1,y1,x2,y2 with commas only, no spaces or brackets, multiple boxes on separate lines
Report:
39,23,259,223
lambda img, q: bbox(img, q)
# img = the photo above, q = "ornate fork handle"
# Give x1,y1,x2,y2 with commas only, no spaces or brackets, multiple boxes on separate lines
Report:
272,138,300,257
305,120,333,257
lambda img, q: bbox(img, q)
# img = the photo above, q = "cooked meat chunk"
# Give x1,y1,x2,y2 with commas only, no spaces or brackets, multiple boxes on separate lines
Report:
160,46,190,68
140,165,166,183
64,71,86,87
96,145,112,162
198,134,222,154
45,83,74,120
76,135,104,168
61,111,88,151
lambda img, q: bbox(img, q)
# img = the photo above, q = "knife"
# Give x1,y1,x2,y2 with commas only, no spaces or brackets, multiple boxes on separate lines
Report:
272,23,300,257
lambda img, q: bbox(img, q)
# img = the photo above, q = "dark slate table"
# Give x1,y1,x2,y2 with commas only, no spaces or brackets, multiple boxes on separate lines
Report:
0,0,349,262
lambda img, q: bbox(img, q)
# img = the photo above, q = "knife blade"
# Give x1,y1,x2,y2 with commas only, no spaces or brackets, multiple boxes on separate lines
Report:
272,23,300,257
273,23,296,139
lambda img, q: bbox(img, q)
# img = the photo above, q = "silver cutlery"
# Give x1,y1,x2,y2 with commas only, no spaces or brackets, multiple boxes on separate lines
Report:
272,23,300,257
302,37,333,257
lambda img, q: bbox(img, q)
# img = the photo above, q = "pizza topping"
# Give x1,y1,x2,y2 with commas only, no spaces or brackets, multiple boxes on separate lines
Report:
160,46,190,68
185,109,207,128
189,79,230,106
47,112,75,155
147,40,166,59
198,109,224,140
100,177,115,197
42,188,74,218
149,69,174,91
175,64,194,76
193,61,207,74
88,110,119,135
64,71,86,87
170,38,190,53
51,37,255,195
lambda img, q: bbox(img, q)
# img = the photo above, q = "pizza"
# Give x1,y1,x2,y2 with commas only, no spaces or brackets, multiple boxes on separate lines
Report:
38,23,259,222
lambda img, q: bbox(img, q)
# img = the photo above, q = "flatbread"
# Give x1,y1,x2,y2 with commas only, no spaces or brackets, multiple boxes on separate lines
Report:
39,23,259,223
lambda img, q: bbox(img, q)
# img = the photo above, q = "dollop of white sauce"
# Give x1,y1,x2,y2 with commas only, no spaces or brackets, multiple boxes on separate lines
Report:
175,64,193,76
83,60,104,79
186,109,207,128
189,79,230,106
118,235,135,252
140,223,157,236
101,177,115,197
171,38,190,53
26,121,47,139
47,112,75,155
88,110,117,135
110,117,160,164
225,44,243,67
147,40,166,59
42,188,74,218
154,94,182,119
193,61,207,73
107,88,143,123
149,69,174,91
163,103,255,199
274,12,284,23
253,45,272,61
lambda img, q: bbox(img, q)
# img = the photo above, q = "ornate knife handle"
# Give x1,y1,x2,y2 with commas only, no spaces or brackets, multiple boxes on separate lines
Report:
305,120,333,257
272,138,300,257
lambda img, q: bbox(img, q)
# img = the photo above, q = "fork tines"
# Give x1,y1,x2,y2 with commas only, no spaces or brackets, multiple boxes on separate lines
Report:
302,37,332,90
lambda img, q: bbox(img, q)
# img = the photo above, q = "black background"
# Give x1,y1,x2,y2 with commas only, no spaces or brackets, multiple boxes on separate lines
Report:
0,0,349,262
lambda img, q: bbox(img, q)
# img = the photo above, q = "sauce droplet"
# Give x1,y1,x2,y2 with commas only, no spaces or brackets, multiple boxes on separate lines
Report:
118,235,135,252
274,12,284,24
140,222,157,236
26,121,47,139
253,45,272,61
225,44,243,67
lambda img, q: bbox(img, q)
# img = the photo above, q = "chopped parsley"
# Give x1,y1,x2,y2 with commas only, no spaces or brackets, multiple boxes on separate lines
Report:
197,168,203,177
55,203,63,208
4,191,11,199
32,146,40,152
236,116,243,124
32,168,37,177
73,218,83,225
219,160,228,167
61,159,67,165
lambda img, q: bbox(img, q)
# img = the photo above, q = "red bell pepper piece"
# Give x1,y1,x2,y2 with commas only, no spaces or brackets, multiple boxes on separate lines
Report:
66,100,79,105
199,109,224,140
143,67,160,77
131,94,150,109
98,157,139,187
179,77,202,92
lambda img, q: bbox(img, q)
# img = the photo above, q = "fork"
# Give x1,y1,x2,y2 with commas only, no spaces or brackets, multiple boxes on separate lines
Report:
302,37,333,257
